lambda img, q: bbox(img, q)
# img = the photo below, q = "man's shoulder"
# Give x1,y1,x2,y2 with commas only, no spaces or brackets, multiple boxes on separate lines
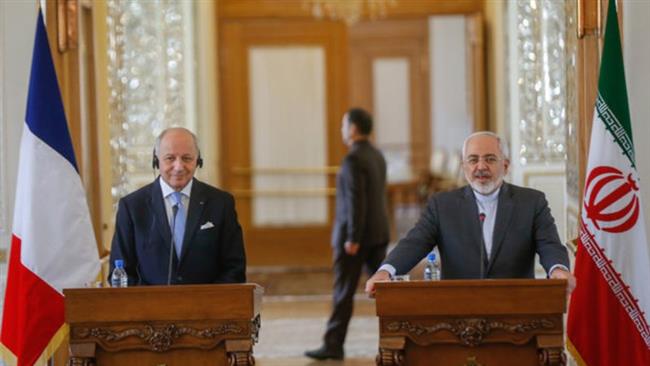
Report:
503,182,545,200
345,142,384,164
341,151,361,169
431,185,468,202
121,181,156,203
426,183,547,206
193,179,235,202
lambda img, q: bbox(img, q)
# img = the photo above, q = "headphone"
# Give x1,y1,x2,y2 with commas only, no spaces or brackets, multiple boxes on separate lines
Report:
152,149,203,169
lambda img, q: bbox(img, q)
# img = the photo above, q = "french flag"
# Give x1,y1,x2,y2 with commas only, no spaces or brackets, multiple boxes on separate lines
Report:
0,10,100,366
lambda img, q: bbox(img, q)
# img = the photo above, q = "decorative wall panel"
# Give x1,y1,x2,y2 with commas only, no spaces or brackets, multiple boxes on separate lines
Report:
564,0,580,243
564,0,579,202
511,0,578,244
106,0,196,208
515,0,571,165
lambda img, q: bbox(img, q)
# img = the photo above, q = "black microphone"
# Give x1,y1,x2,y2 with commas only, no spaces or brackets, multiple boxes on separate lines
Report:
478,213,486,279
167,204,178,285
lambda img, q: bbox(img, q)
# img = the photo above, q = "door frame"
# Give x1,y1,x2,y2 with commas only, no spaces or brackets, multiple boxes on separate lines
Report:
219,19,348,266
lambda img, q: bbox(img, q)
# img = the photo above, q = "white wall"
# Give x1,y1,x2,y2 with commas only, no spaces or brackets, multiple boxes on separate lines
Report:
624,0,650,239
0,0,37,331
373,58,412,182
429,16,471,154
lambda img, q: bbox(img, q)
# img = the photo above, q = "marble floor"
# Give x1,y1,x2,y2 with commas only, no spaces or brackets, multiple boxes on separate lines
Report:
249,205,423,365
254,295,378,366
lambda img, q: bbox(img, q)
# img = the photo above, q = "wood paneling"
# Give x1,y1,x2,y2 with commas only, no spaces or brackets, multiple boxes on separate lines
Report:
46,0,82,168
577,0,607,202
80,2,105,256
46,0,104,254
219,19,347,266
375,280,567,366
218,0,482,19
217,1,487,267
65,285,262,366
349,18,431,175
467,12,487,131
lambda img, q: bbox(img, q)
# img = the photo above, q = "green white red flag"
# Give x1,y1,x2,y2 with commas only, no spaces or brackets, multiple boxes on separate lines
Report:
567,1,650,365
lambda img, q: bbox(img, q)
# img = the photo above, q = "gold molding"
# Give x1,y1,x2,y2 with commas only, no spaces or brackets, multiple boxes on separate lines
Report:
231,166,339,175
566,202,580,253
232,188,335,198
0,248,6,263
57,0,78,52
72,322,245,352
384,318,556,347
217,0,483,20
577,0,602,39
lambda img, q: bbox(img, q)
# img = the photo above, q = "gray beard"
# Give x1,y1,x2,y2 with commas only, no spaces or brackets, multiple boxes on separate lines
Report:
469,178,503,195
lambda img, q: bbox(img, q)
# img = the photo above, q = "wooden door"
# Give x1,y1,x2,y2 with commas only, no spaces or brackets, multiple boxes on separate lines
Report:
219,20,347,266
348,19,431,181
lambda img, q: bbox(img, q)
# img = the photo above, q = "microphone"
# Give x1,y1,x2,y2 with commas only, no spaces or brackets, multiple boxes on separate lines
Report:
167,204,178,285
478,213,486,279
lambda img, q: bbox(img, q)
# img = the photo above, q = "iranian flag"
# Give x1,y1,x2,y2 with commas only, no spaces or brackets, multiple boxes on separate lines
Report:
567,1,650,365
0,10,100,366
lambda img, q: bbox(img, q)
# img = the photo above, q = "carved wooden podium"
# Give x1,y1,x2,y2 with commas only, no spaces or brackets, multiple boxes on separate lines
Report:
64,284,262,366
374,279,567,366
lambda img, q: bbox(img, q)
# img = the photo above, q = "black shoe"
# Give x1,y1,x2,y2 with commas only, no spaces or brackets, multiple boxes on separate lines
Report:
304,345,344,360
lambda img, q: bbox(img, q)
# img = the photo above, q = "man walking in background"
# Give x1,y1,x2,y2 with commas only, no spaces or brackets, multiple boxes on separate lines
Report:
306,108,390,360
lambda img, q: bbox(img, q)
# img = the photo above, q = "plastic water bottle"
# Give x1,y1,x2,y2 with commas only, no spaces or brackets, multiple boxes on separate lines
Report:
423,252,440,280
111,259,128,288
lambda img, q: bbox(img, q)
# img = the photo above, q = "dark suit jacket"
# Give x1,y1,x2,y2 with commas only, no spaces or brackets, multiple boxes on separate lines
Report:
384,183,569,279
109,177,246,285
332,140,390,247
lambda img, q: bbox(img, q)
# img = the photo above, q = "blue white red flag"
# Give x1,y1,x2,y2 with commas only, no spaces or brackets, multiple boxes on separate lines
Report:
0,10,100,366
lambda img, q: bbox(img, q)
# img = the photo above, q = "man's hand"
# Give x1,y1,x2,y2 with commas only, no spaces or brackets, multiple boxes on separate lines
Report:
344,241,360,256
365,270,391,298
550,267,577,295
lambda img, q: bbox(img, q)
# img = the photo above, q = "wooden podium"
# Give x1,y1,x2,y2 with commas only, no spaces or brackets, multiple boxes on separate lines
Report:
64,284,262,366
374,279,567,366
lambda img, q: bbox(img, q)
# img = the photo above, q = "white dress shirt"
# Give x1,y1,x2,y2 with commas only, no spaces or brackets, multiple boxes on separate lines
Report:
474,187,500,258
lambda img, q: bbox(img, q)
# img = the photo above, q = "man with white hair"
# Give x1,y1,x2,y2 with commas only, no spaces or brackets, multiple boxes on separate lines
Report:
109,127,246,285
365,131,576,295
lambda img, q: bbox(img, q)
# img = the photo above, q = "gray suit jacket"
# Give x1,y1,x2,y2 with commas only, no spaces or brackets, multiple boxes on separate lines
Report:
332,140,390,247
384,183,569,279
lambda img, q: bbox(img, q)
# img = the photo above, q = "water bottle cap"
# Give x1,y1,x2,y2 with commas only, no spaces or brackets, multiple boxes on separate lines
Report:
115,259,124,268
427,252,436,261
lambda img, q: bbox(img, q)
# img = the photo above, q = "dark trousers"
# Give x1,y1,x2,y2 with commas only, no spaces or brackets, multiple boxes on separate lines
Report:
324,242,388,349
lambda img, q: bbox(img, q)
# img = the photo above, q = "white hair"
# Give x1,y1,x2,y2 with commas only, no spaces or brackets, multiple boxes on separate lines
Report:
154,127,201,157
462,131,510,160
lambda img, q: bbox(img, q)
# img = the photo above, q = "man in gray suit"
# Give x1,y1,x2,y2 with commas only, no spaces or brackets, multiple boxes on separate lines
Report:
366,131,576,295
306,108,390,360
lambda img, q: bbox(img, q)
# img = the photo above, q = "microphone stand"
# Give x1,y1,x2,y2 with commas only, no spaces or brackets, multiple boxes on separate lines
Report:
167,204,178,285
